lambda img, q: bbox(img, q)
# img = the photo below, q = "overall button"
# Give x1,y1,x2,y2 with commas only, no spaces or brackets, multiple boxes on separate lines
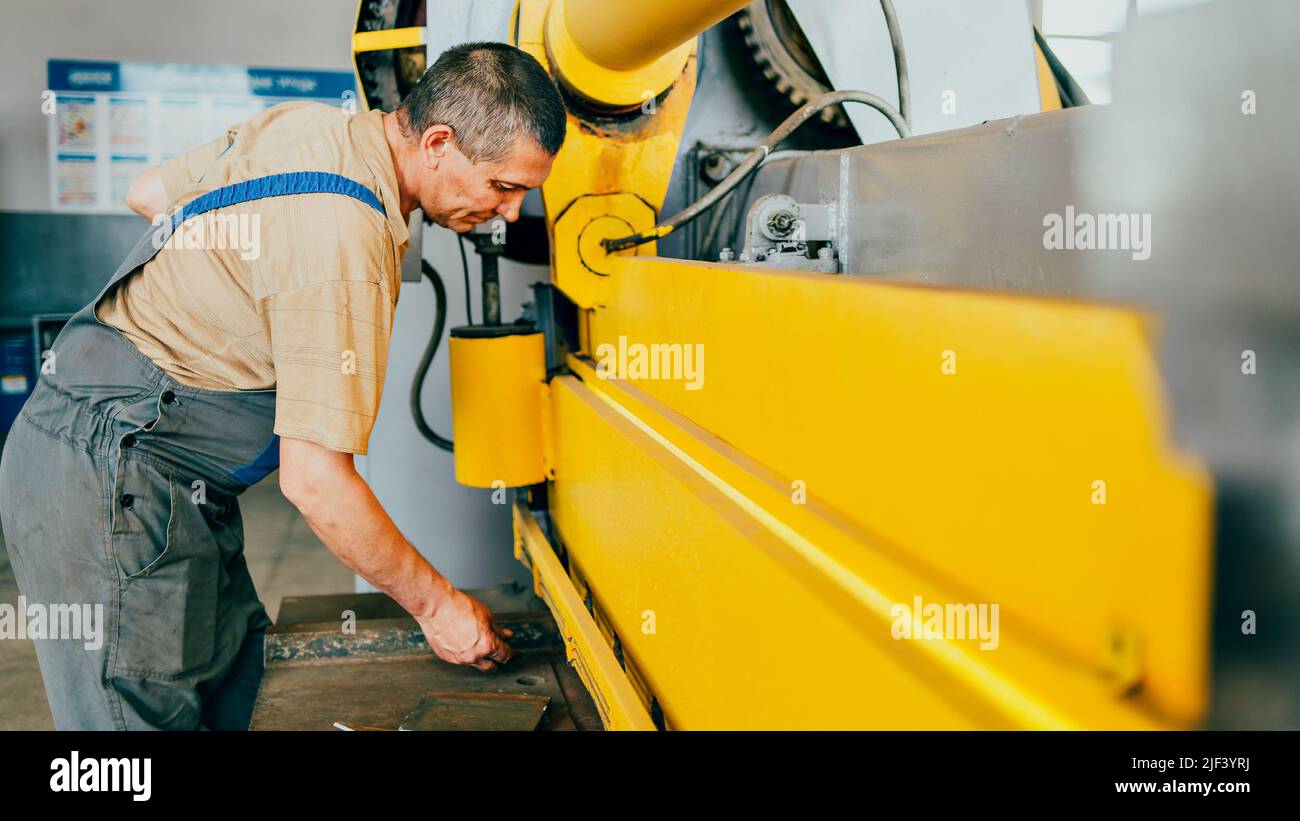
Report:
120,494,135,509
121,434,137,448
161,390,176,405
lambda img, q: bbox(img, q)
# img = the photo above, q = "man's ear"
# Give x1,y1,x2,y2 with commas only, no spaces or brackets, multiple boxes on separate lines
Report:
420,124,455,168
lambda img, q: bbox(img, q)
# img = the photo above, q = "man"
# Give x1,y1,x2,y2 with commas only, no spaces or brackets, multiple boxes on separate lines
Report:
0,42,567,730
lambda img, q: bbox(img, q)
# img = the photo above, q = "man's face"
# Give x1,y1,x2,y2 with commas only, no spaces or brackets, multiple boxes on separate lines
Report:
416,128,554,232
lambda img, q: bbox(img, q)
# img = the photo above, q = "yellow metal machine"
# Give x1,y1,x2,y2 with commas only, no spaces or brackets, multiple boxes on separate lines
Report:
369,0,1213,730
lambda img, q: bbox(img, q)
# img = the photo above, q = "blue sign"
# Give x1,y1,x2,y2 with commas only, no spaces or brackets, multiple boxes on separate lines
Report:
48,60,355,100
47,60,121,92
247,68,356,100
46,59,358,211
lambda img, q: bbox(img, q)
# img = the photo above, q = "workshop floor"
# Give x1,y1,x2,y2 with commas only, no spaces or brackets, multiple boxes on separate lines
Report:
0,473,352,729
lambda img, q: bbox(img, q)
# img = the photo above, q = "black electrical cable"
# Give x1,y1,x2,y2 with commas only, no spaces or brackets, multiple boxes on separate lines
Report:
604,89,910,253
1033,25,1090,107
411,260,453,452
457,234,473,324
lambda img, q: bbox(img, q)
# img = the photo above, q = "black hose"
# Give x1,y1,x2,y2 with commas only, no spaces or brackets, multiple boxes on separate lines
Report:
604,89,910,253
457,234,473,325
1033,26,1090,107
411,260,453,452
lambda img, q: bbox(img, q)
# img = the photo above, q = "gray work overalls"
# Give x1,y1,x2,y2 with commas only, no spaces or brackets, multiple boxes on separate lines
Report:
0,172,388,730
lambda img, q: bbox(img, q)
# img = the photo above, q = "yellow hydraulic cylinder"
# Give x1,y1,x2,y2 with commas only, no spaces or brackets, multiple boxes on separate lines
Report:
545,0,750,109
448,326,547,488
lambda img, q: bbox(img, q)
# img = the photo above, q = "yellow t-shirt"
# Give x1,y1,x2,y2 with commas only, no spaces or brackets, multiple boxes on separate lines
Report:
96,101,410,454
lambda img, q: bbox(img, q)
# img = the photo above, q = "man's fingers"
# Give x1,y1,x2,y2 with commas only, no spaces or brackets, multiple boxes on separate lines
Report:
482,626,515,664
486,615,512,639
471,657,498,673
488,641,515,664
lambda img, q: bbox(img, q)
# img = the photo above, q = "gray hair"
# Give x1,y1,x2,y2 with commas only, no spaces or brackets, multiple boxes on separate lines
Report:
397,41,567,164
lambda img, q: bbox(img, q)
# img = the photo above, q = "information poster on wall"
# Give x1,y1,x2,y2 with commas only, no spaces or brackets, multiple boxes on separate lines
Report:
47,59,358,212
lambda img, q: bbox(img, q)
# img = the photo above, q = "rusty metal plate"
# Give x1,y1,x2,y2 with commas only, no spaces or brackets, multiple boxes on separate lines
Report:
399,692,551,731
250,586,601,731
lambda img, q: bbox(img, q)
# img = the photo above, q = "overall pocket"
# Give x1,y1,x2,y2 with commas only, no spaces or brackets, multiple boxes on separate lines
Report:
110,454,218,678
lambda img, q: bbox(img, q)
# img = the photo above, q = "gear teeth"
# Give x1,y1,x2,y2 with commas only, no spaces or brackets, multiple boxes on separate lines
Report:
735,0,851,134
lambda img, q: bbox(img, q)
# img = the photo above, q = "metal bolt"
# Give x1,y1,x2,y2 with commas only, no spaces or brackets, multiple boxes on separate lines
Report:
817,246,834,260
767,210,796,237
719,247,735,262
701,153,731,184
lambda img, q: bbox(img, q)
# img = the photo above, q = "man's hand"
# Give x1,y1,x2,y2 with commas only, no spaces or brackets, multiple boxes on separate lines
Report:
418,588,517,671
279,436,515,671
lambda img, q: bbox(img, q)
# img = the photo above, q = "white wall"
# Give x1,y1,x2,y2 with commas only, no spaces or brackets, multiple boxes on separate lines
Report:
0,0,357,211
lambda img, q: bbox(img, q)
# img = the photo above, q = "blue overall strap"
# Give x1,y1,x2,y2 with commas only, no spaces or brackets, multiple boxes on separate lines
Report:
231,435,282,486
169,171,385,232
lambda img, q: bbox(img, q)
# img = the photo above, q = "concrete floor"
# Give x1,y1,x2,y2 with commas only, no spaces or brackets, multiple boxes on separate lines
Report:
0,472,353,729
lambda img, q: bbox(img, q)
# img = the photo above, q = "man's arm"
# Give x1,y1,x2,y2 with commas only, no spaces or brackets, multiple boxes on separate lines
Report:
125,133,233,218
278,436,515,671
125,165,168,219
